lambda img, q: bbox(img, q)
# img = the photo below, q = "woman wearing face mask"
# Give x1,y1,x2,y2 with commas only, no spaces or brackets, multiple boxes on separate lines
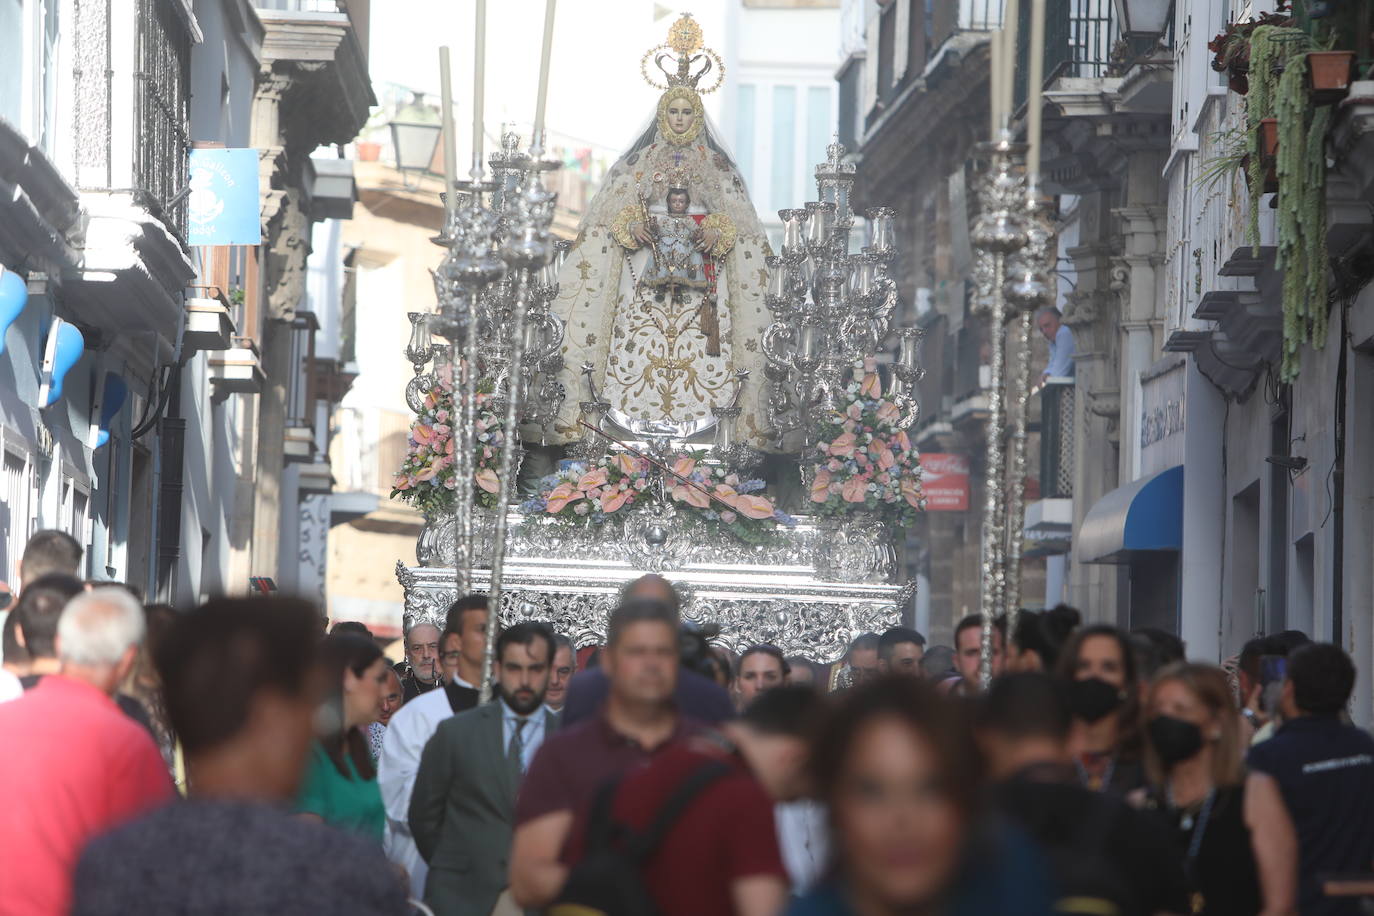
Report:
1143,664,1263,916
787,677,1054,916
1055,625,1146,796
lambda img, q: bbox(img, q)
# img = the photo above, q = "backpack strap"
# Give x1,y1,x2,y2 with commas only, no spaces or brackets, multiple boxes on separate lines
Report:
625,759,731,864
585,774,627,853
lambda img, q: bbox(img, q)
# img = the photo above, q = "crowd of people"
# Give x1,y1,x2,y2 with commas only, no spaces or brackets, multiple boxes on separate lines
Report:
1,530,1373,916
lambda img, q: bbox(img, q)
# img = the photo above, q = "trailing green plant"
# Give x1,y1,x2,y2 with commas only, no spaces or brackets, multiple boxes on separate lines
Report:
1242,23,1335,381
1245,26,1309,249
1194,126,1248,190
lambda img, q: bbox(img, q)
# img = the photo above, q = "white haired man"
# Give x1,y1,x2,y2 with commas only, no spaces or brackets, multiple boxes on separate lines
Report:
0,587,173,912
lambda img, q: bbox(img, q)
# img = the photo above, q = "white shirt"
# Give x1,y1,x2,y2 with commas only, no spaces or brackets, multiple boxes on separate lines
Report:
776,800,829,894
377,677,474,900
1044,323,1076,378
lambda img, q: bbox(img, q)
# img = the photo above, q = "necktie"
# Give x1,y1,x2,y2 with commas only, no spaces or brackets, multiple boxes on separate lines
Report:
507,717,528,777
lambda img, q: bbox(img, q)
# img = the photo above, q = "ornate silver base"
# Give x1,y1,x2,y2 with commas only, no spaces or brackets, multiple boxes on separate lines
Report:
399,507,913,662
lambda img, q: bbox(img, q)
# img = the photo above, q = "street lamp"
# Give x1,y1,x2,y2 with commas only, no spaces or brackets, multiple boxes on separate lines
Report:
1116,0,1173,38
389,93,443,188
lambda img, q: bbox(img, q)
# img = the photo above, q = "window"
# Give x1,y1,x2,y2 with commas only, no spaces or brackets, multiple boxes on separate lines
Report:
0,0,21,129
2,451,31,589
770,86,796,215
806,87,832,182
736,84,757,195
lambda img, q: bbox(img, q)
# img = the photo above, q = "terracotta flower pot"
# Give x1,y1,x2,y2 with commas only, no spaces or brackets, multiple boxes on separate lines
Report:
1259,119,1279,160
1308,51,1355,104
356,140,381,162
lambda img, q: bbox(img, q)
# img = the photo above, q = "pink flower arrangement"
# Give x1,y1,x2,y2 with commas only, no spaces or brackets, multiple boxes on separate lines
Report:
520,449,795,545
809,361,926,527
391,375,507,516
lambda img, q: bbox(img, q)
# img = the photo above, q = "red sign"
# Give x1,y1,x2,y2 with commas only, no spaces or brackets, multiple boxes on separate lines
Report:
921,453,970,511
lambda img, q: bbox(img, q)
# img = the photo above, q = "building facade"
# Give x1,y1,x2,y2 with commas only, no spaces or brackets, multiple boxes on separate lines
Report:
0,0,371,615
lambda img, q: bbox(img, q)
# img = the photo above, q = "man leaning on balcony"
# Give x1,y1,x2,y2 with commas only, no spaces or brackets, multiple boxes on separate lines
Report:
1036,307,1075,378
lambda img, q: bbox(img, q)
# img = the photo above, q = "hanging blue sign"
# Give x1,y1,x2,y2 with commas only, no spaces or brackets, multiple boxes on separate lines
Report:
187,148,261,246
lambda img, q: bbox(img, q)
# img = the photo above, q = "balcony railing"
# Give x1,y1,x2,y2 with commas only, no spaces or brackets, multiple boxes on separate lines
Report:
1038,378,1075,499
1013,0,1123,111
255,0,343,11
134,0,193,236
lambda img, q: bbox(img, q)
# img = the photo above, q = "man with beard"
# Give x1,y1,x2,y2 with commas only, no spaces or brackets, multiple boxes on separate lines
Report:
409,622,558,916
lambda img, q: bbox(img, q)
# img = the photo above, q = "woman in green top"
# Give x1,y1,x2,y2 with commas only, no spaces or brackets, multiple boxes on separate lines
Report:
297,632,389,843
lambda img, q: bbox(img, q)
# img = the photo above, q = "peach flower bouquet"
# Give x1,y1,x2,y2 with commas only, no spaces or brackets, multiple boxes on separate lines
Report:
391,373,505,516
809,359,925,528
520,450,794,544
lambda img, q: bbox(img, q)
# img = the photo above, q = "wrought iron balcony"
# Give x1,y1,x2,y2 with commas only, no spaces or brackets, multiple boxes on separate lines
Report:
1038,378,1075,500
69,0,197,238
1013,0,1124,112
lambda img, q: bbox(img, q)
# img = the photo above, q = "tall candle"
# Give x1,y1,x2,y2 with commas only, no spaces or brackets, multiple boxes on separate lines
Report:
1001,0,1020,132
989,27,1003,135
439,46,458,217
472,0,486,177
532,0,557,153
1026,0,1047,175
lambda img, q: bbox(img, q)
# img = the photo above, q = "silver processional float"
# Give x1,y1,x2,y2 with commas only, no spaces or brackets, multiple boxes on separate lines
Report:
391,9,935,692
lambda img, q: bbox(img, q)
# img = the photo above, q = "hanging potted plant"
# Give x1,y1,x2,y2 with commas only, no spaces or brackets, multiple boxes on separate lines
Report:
1307,50,1356,104
1208,11,1294,95
1243,23,1334,381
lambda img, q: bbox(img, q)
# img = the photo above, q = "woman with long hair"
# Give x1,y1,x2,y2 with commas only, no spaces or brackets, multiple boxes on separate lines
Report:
296,632,389,843
1142,663,1263,916
1055,625,1146,796
787,677,1052,915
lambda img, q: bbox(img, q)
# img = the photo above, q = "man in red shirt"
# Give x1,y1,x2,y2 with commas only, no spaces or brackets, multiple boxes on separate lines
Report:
510,597,697,908
561,685,827,916
0,587,172,914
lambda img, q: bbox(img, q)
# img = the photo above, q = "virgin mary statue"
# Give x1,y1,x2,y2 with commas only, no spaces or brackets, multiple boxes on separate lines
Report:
547,15,773,449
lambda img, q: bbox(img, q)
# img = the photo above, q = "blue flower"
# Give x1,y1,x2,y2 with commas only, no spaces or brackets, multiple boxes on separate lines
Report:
738,479,766,493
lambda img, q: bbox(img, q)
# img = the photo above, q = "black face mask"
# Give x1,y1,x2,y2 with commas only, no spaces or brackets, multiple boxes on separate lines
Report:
1147,715,1205,766
1068,677,1125,723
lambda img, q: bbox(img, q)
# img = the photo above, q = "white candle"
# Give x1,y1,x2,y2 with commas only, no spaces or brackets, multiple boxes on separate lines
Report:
989,27,1003,136
532,0,557,153
1001,0,1020,133
1026,0,1047,175
439,46,458,217
472,0,486,177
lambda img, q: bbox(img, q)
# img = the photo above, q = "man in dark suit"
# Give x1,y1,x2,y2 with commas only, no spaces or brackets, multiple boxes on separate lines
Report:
409,621,559,916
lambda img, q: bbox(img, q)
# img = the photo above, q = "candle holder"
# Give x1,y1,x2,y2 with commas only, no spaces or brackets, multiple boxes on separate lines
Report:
760,141,913,451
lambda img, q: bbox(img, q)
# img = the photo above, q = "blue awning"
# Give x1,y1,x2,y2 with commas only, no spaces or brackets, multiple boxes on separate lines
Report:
1077,465,1183,564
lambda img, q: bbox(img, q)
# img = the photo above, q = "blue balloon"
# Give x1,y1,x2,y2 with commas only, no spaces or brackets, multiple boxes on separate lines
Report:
0,267,29,357
94,373,128,449
43,322,85,407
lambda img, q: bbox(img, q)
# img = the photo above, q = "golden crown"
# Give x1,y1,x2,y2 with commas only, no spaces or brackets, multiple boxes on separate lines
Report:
640,14,725,95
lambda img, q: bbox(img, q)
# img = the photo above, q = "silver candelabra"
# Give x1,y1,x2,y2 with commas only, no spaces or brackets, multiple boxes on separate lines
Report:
761,141,917,451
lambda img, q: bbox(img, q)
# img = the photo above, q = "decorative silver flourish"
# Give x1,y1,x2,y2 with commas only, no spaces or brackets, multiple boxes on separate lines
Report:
813,513,898,582
397,561,909,663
